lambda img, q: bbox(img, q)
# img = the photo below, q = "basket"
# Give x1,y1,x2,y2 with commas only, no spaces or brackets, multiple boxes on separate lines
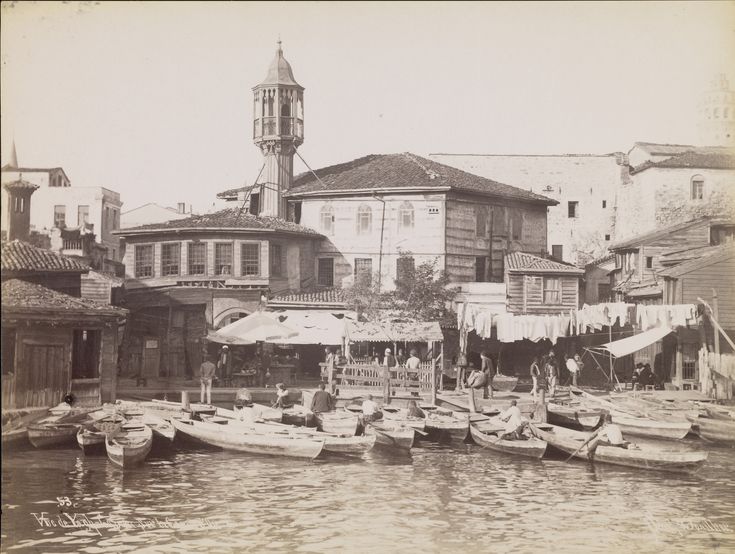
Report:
492,375,518,392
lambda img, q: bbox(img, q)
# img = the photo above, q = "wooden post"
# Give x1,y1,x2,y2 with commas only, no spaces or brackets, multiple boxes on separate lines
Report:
181,390,190,411
431,342,438,405
382,365,390,405
608,324,614,389
713,289,721,400
675,341,683,390
468,385,477,413
536,388,547,422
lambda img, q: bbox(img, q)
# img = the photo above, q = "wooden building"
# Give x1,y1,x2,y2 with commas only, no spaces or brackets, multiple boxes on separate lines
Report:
504,251,584,314
113,209,323,379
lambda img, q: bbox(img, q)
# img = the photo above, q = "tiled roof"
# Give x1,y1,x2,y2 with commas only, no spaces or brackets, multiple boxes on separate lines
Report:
1,240,89,274
610,217,718,250
2,279,126,316
286,153,556,205
630,151,735,174
3,178,39,191
630,142,698,156
216,186,247,200
270,288,348,306
505,252,584,274
658,243,735,278
115,208,322,236
584,253,615,268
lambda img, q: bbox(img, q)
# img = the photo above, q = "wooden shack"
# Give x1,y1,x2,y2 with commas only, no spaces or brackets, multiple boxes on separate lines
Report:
504,251,583,314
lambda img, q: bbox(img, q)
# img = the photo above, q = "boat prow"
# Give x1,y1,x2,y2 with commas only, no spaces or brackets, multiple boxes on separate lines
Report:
106,424,154,468
470,424,547,459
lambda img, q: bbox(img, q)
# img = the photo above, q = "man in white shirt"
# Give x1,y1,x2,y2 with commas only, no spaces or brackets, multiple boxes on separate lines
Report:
587,413,628,458
498,400,525,440
361,394,381,423
565,354,580,387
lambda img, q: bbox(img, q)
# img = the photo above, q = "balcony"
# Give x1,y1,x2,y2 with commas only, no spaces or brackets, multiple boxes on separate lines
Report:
253,117,304,141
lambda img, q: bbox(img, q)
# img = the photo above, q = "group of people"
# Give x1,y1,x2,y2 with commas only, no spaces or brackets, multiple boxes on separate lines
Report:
465,350,495,399
529,349,584,399
631,362,657,389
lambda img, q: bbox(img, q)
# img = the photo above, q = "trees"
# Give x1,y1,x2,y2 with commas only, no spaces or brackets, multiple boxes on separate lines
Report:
392,253,457,325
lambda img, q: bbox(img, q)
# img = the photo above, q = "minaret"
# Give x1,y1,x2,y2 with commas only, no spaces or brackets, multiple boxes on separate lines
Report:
698,74,735,146
252,40,304,218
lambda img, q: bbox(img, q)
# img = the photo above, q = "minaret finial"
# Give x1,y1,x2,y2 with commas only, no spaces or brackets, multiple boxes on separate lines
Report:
277,36,282,54
9,139,18,168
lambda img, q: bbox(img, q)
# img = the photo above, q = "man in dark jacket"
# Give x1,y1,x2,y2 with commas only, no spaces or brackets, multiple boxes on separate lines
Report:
310,383,333,413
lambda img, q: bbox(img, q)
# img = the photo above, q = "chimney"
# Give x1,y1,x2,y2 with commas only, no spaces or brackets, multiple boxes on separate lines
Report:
177,202,186,214
4,177,39,242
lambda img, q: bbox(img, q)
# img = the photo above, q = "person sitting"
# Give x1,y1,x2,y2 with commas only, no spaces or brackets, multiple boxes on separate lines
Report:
396,348,407,367
406,400,425,419
587,413,629,458
310,383,333,414
361,394,382,423
641,363,654,388
498,400,525,441
272,383,290,409
631,363,643,390
467,363,487,390
405,349,421,381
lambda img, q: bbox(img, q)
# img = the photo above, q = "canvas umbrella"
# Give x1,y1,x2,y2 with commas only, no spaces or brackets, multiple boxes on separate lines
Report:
209,312,298,345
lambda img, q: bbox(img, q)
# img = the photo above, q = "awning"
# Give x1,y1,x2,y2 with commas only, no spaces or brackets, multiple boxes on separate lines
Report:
346,320,443,343
208,312,297,345
265,310,350,345
595,326,673,358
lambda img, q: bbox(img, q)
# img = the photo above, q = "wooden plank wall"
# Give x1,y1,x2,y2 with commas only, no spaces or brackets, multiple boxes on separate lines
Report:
678,257,735,329
507,274,580,314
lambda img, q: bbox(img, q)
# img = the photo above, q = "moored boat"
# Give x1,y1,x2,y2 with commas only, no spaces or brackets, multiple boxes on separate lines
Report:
365,422,415,450
470,424,547,459
611,414,691,440
76,427,107,455
141,410,176,443
704,407,735,422
170,417,324,459
687,415,735,445
530,423,708,473
547,403,602,430
424,412,470,441
28,422,81,448
106,423,153,468
315,411,359,436
379,407,427,432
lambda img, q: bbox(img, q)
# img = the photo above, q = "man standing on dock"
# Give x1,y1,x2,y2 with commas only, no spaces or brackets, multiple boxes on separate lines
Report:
200,355,217,405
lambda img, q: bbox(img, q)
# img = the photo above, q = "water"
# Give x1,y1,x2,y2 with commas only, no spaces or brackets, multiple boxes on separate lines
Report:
2,438,734,553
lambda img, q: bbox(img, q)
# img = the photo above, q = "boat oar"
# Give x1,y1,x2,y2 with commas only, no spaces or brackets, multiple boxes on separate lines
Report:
564,428,601,462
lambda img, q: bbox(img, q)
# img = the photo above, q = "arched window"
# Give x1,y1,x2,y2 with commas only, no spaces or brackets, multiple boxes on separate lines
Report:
398,201,414,231
356,205,372,235
320,204,334,235
691,175,704,201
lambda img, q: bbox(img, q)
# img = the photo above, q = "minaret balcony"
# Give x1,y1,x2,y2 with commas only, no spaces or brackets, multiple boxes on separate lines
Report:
253,117,304,142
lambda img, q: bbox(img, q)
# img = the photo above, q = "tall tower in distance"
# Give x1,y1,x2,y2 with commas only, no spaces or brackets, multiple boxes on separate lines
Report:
698,73,735,147
252,40,304,218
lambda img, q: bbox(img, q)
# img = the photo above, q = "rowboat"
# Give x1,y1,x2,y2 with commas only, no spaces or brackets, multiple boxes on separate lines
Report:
704,407,735,422
547,403,602,431
76,427,107,455
141,410,176,443
379,407,427,432
315,411,359,436
106,424,153,468
530,423,708,474
148,399,282,423
687,415,735,445
365,422,415,450
28,422,82,448
425,412,470,441
170,417,324,460
470,424,547,459
611,414,691,440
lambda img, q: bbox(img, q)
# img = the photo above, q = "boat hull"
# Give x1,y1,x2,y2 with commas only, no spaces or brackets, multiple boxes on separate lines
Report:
106,425,153,468
612,415,691,440
531,424,707,474
365,423,415,450
547,403,601,431
689,416,735,445
470,425,546,459
77,428,107,455
425,415,470,441
171,418,324,460
28,423,81,448
315,412,359,436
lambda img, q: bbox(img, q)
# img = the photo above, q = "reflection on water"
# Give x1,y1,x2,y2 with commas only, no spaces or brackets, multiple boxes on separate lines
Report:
2,438,734,553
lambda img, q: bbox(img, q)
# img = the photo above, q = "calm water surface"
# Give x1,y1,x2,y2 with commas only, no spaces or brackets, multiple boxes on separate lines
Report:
2,437,734,553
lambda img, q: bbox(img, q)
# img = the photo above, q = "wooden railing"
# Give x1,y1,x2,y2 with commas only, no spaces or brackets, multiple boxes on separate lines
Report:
2,375,15,409
333,362,435,394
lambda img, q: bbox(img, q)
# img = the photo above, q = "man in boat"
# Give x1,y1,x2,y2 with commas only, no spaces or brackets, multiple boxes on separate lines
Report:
406,400,425,419
200,355,217,405
272,383,290,409
361,394,382,423
310,383,334,414
406,349,421,381
586,413,629,459
498,400,526,441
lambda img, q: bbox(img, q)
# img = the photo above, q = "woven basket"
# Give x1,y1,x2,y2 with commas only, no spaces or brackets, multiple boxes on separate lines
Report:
492,375,518,392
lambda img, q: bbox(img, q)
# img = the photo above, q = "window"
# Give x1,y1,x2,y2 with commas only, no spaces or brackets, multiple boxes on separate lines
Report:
396,256,415,286
188,243,206,275
605,234,611,241
249,192,260,215
399,201,414,232
511,210,522,240
71,330,100,379
318,258,334,287
54,205,66,228
597,283,611,303
270,244,283,277
543,277,561,304
476,205,487,237
320,204,334,235
602,200,607,209
113,209,119,230
646,256,653,269
20,198,25,213
354,258,372,285
691,176,704,200
134,244,154,278
112,248,116,260
105,207,110,229
551,245,563,260
161,243,180,276
568,201,578,218
241,243,260,276
475,256,487,282
356,205,372,235
78,205,90,226
215,243,233,275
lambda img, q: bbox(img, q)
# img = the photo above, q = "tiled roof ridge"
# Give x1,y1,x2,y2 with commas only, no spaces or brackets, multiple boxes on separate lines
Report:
2,278,126,314
630,150,735,174
506,251,584,273
1,240,90,273
293,154,382,185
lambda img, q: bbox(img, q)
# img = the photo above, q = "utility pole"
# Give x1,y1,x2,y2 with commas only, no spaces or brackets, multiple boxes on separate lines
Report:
373,194,386,292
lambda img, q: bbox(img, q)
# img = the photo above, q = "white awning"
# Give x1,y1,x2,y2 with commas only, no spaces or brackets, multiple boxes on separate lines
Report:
597,326,673,358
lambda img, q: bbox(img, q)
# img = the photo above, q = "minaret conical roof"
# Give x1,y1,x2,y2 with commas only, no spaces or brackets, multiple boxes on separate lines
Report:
257,40,302,88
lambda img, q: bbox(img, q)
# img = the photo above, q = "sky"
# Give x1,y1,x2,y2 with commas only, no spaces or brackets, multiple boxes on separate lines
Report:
1,1,734,213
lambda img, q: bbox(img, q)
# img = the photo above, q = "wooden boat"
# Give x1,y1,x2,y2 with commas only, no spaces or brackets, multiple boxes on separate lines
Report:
611,414,691,440
141,410,176,443
282,404,310,426
106,423,153,468
425,412,470,441
2,408,50,447
28,422,82,448
492,374,518,392
148,399,282,423
530,423,708,474
470,424,547,459
687,415,735,445
547,403,602,431
315,411,359,436
704,407,735,422
365,422,415,450
379,407,427,432
76,427,107,455
170,417,324,460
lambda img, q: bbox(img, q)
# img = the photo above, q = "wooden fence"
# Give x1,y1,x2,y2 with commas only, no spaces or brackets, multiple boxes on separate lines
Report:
334,362,435,394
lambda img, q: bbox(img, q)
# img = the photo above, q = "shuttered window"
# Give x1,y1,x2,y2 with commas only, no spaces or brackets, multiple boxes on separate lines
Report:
543,277,561,304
